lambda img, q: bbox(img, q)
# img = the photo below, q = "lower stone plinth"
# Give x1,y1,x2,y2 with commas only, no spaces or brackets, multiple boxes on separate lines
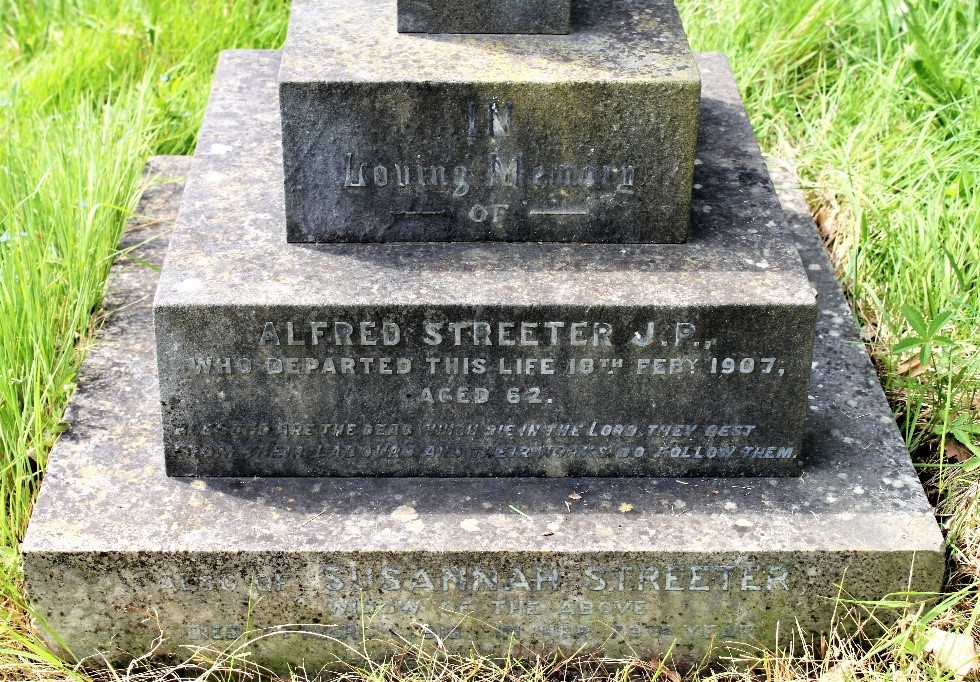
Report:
23,97,943,671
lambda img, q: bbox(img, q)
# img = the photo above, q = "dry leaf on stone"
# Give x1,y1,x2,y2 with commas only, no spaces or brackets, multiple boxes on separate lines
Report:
924,627,979,679
568,492,582,500
945,441,973,464
897,354,929,377
815,207,838,241
619,503,634,513
818,662,854,682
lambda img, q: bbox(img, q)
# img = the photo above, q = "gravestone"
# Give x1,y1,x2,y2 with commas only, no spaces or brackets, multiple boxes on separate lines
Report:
22,0,944,670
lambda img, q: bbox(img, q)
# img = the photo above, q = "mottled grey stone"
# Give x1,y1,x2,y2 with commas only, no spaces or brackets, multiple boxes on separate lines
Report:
279,0,700,242
157,51,813,478
398,0,571,34
23,116,943,670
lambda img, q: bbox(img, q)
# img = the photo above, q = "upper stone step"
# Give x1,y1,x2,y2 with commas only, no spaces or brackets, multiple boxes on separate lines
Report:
278,0,701,243
398,0,571,34
154,52,815,478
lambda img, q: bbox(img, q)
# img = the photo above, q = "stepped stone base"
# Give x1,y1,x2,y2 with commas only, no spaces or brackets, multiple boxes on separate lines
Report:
157,51,814,479
23,53,943,673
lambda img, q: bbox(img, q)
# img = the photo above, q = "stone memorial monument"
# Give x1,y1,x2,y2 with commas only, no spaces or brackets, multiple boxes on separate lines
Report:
23,0,943,672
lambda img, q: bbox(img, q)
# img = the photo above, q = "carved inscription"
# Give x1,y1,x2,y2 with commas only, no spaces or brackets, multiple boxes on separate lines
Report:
341,100,636,227
160,559,790,648
170,315,804,472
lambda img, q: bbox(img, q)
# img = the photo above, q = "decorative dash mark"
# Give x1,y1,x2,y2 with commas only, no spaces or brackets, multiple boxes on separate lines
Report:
528,207,588,216
390,211,450,217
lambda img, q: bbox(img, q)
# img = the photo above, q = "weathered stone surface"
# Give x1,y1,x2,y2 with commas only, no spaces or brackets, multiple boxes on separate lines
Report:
279,0,700,242
158,51,813,478
398,0,571,34
24,135,943,670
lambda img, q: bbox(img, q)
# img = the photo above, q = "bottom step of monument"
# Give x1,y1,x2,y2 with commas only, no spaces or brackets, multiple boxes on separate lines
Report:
22,152,943,670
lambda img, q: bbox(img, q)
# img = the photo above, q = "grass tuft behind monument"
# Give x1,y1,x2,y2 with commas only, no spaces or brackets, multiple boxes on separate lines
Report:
0,0,977,679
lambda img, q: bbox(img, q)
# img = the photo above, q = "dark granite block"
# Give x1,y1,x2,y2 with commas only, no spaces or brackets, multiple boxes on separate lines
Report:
398,0,571,34
279,0,700,242
22,124,943,670
156,52,815,478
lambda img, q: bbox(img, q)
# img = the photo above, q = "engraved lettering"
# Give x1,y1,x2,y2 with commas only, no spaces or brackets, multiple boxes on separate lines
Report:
310,322,327,345
741,566,761,591
489,153,522,187
469,204,488,222
334,322,354,346
260,322,280,345
471,565,498,590
767,566,789,590
424,322,443,346
544,321,565,344
664,566,684,591
535,566,559,591
506,567,530,591
580,165,596,186
321,565,343,591
585,566,606,591
405,568,436,592
593,323,613,346
360,322,378,345
498,322,516,346
286,322,305,346
689,566,709,591
441,566,466,591
395,164,411,187
488,101,513,137
192,357,213,374
556,165,576,186
453,166,469,197
520,322,539,346
429,166,447,187
344,153,367,187
675,322,696,346
637,566,659,591
382,322,400,346
617,165,635,192
467,101,477,137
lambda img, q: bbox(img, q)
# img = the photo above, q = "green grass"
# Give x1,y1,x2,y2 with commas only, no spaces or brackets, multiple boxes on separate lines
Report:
678,0,980,468
1,0,978,679
0,0,288,673
0,2,288,532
